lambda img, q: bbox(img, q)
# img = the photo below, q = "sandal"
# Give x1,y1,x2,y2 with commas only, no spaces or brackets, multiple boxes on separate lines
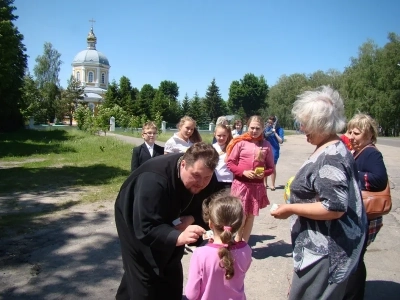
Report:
270,187,276,191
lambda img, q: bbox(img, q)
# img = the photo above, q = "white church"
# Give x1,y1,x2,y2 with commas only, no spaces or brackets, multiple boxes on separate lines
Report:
71,24,110,114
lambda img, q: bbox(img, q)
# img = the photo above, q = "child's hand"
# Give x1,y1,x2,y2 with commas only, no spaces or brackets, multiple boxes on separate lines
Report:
243,170,257,179
254,172,264,179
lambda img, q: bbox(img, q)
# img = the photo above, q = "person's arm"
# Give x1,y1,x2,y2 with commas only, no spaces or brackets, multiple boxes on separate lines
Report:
271,202,344,220
276,128,284,144
263,141,275,177
131,147,139,172
272,156,348,220
357,149,388,191
226,142,245,178
133,173,181,249
164,139,174,154
185,251,202,300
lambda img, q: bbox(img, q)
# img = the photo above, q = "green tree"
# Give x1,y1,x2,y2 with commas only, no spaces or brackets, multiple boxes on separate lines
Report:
19,74,41,122
264,73,309,129
342,40,382,122
33,42,63,122
74,103,91,130
60,76,84,125
103,80,120,108
0,0,27,132
151,89,169,121
39,82,61,123
158,80,179,101
228,73,269,117
203,78,226,122
119,76,135,115
181,93,190,116
188,91,207,125
137,84,156,118
33,42,62,88
151,81,180,122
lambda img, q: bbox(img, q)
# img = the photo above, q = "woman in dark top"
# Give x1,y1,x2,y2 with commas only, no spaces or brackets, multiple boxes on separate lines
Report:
343,113,388,300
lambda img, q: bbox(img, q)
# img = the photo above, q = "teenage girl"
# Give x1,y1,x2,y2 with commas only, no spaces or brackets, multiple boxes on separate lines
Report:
226,115,274,243
164,116,202,154
213,124,233,191
185,193,252,300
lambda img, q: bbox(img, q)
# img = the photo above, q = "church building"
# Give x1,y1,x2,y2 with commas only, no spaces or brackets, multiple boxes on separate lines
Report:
71,24,110,114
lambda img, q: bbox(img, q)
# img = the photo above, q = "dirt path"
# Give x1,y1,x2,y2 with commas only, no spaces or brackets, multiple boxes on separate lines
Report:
1,134,399,299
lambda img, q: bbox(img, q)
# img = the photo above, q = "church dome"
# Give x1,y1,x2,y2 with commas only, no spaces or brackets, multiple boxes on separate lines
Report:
72,26,110,67
73,49,109,66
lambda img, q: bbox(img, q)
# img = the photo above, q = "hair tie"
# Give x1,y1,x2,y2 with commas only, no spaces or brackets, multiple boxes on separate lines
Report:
222,243,229,248
223,226,232,232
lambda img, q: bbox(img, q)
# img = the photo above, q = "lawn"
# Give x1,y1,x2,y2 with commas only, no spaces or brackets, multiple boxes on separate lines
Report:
0,128,132,233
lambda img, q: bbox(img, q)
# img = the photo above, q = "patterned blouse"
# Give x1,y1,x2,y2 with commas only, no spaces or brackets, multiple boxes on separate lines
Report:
290,141,367,283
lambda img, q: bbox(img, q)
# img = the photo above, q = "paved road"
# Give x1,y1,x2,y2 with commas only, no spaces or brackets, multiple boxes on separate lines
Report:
377,137,400,147
1,133,399,299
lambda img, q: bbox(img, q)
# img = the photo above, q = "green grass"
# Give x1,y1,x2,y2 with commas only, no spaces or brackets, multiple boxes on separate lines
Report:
0,128,132,233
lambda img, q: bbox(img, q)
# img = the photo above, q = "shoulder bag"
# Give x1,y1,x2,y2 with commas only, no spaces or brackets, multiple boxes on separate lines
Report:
354,145,392,220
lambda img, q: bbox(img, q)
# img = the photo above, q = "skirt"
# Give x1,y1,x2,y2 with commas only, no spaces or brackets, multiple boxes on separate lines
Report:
231,179,269,216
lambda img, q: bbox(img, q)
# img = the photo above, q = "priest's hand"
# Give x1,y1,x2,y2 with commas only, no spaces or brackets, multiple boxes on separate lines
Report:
174,215,195,231
176,225,205,246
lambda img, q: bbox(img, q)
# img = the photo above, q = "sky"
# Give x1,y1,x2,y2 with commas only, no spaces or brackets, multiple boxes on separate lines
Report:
14,0,400,100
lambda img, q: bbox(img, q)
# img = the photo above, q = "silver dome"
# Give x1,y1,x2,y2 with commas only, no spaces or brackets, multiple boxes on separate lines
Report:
72,49,110,66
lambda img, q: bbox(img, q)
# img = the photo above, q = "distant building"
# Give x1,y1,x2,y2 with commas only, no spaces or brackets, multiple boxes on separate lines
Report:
71,25,110,114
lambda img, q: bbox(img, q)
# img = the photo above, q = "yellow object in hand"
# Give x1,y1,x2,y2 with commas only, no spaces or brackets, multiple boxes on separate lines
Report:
255,167,264,175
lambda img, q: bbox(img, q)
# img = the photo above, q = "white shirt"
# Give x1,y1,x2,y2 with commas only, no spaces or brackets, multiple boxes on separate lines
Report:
145,142,154,156
212,143,233,182
164,133,193,153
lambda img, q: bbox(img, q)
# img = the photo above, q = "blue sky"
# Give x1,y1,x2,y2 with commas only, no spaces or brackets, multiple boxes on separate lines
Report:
14,0,399,100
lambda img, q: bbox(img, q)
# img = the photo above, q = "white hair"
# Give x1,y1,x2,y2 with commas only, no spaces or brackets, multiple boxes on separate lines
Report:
292,86,346,136
216,116,227,125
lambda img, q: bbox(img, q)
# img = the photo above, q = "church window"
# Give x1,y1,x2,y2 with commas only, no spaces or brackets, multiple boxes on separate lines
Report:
76,71,80,81
101,73,105,84
88,71,94,83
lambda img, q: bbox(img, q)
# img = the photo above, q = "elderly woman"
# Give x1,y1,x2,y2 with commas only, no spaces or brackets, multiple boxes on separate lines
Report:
271,86,367,300
343,113,388,300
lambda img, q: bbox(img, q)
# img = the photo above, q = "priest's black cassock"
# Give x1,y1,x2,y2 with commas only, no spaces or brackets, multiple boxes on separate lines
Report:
115,153,218,300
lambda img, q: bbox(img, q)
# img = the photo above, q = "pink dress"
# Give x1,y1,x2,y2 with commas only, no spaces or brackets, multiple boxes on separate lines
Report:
227,140,274,215
185,241,252,300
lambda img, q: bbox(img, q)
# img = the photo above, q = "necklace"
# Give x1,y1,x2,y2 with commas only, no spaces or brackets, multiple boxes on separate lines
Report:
180,194,194,214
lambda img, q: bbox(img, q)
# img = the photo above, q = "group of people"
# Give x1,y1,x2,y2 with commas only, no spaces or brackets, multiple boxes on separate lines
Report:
116,85,388,300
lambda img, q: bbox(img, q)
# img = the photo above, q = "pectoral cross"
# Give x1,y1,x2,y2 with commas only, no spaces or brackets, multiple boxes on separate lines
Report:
89,18,96,28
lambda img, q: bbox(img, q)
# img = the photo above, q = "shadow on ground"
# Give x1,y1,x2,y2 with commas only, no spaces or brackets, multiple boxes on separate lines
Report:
251,239,293,260
0,164,130,194
365,280,400,300
0,205,122,299
0,129,76,158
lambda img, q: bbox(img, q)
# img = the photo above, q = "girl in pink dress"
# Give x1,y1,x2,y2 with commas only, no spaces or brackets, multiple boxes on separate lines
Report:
226,115,274,243
185,193,252,300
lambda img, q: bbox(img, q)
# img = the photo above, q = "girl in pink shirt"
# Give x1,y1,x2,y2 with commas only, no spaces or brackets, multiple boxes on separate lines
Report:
185,193,252,300
226,115,274,243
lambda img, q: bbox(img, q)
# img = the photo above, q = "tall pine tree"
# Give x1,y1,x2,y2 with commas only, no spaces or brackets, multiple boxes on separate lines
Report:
0,0,28,131
203,78,226,122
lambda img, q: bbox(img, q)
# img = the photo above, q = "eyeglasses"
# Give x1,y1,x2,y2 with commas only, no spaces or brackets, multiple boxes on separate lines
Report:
143,132,157,136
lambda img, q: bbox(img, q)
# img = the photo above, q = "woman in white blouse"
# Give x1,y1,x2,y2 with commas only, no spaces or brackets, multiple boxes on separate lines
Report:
164,116,202,154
